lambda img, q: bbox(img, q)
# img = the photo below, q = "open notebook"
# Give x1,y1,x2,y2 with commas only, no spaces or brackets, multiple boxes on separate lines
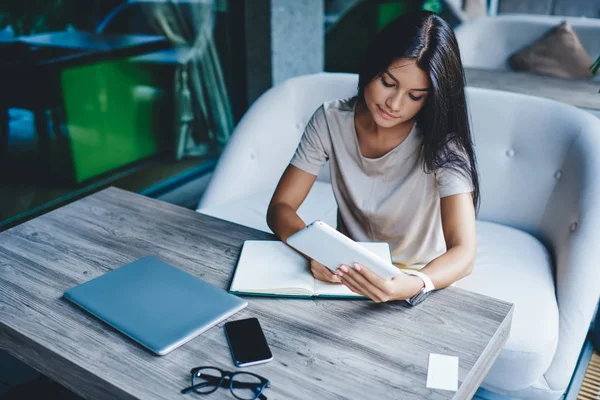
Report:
229,240,393,298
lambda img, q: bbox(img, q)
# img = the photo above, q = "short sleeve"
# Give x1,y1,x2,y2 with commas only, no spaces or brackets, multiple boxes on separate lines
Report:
435,166,473,198
434,142,474,197
290,106,330,176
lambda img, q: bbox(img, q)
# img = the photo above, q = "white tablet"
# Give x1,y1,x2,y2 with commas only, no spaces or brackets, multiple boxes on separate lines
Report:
286,220,402,279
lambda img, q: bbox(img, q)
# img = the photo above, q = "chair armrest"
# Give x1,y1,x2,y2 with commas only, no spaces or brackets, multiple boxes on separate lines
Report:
539,116,600,390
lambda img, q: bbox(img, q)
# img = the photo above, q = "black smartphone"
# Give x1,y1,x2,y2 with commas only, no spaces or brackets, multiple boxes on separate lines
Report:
224,317,273,367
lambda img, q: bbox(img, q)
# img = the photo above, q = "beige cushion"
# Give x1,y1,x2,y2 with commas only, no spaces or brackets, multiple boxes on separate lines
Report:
509,21,593,79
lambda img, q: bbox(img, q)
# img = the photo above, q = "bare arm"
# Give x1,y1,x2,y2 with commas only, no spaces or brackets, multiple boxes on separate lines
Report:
334,192,477,302
266,164,318,242
418,192,477,289
267,164,341,283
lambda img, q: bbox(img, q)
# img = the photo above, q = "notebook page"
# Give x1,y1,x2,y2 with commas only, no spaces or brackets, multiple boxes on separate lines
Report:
314,242,394,296
230,241,314,295
313,280,364,297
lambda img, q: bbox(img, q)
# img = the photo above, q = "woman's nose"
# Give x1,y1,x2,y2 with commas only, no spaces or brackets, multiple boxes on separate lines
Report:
386,93,403,113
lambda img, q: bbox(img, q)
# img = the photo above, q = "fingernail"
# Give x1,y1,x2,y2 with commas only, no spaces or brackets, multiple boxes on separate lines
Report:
336,270,344,277
340,265,349,273
353,263,361,271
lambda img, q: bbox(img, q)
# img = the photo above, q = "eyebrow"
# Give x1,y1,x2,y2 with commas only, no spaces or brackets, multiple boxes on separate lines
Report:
384,70,430,92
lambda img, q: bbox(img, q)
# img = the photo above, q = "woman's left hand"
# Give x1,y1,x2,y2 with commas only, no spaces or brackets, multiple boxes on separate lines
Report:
336,263,424,303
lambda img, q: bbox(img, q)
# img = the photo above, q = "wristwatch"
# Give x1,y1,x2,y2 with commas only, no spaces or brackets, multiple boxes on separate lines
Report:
404,270,435,306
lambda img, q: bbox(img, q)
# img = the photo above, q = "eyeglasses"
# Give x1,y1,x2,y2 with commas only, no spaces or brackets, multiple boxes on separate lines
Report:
181,366,271,400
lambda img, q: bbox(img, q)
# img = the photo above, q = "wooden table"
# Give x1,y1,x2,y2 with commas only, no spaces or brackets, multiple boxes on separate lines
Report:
0,187,513,399
465,68,600,118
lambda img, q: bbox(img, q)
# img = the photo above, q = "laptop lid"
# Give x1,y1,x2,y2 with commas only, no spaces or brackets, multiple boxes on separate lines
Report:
64,256,247,355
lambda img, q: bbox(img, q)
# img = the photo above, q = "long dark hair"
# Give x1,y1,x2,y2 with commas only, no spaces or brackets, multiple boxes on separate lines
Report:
358,11,480,212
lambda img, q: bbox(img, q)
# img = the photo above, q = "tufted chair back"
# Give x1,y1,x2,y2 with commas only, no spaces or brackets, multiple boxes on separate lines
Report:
199,73,357,208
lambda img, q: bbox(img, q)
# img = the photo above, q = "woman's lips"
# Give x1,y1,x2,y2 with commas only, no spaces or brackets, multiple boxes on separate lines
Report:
377,105,399,120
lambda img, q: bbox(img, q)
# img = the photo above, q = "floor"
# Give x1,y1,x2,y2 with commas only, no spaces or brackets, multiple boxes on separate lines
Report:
578,349,600,399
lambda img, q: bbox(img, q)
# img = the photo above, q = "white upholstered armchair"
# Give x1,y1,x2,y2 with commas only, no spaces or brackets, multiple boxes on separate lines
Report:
198,73,600,399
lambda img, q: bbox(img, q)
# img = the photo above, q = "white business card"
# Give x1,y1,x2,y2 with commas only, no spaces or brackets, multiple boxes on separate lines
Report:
426,353,459,391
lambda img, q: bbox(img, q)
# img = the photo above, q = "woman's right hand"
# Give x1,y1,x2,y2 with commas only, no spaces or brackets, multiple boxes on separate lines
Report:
310,259,341,283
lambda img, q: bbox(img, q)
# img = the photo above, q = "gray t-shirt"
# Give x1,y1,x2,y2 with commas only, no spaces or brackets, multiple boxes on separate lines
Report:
290,97,473,267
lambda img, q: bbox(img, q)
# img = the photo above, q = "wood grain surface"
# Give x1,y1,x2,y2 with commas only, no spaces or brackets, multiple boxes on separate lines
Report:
0,187,513,399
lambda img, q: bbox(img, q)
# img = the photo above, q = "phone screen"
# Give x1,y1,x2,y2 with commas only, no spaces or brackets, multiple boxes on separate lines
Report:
224,318,273,367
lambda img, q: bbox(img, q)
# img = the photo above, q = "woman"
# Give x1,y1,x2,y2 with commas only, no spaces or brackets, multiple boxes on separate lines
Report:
266,11,479,305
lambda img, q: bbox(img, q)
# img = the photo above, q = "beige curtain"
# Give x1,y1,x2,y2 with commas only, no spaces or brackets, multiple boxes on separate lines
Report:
142,0,233,159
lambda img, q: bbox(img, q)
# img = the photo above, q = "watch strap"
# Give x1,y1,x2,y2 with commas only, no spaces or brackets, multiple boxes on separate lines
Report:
403,270,435,293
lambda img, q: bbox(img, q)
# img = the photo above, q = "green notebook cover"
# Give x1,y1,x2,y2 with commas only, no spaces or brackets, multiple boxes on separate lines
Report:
229,290,366,300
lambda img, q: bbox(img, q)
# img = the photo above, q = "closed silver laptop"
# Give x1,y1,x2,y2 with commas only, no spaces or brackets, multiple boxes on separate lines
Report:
64,256,247,355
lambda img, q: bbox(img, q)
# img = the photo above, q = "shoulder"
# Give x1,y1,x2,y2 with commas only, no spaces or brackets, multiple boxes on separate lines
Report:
437,136,471,167
305,97,356,133
322,96,357,115
310,97,356,121
434,137,474,194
